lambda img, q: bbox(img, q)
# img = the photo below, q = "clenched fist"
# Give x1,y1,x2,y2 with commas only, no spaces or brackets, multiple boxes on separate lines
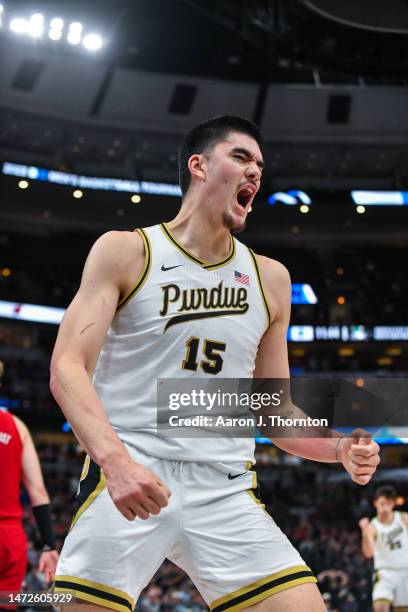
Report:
338,429,380,485
104,454,172,521
359,517,370,531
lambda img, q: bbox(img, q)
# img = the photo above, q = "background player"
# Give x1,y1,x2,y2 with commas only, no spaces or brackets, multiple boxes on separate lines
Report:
0,361,59,611
359,485,408,612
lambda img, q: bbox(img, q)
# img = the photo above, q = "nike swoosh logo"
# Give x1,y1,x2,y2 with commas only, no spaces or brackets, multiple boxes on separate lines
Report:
228,472,247,480
161,264,183,272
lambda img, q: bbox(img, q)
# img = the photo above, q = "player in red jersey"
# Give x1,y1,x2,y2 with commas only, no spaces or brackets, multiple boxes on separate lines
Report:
0,361,59,611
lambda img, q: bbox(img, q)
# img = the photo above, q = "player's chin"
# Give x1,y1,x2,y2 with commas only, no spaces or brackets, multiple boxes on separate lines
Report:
223,210,247,234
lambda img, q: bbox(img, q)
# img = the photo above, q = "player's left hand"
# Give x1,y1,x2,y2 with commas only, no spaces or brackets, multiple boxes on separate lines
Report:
38,549,59,583
339,428,380,485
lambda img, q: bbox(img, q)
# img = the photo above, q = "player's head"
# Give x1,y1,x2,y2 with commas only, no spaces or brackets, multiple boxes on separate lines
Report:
178,115,264,232
373,485,397,518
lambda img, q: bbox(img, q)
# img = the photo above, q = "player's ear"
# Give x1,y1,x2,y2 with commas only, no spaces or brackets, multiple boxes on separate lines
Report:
188,154,207,183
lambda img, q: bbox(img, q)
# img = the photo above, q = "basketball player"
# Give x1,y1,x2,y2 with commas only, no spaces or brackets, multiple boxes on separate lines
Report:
359,485,408,612
50,115,380,611
0,363,59,611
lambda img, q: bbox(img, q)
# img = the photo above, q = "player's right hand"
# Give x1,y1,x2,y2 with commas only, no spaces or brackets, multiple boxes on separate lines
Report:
359,517,370,531
104,455,171,521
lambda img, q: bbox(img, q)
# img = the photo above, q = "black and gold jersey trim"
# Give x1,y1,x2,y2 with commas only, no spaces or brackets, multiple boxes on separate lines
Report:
117,228,151,311
247,248,271,328
70,458,106,530
210,565,316,611
160,223,236,270
54,575,134,612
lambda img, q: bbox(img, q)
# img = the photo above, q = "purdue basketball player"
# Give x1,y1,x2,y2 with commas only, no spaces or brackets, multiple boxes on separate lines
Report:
360,486,408,612
51,115,380,611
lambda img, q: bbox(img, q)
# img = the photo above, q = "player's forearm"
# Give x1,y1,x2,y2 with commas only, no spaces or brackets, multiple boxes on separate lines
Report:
27,485,50,507
50,361,130,470
271,435,341,463
266,399,341,462
361,533,374,558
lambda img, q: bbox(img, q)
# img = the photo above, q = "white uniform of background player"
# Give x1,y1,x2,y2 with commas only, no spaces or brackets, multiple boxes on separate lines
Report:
360,487,408,612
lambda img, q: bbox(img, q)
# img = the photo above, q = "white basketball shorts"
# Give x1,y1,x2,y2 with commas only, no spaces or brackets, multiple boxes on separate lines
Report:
54,445,316,611
373,568,408,609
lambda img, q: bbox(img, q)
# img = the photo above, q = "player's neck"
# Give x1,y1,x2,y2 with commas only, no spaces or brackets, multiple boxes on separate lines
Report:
167,207,232,263
378,511,394,524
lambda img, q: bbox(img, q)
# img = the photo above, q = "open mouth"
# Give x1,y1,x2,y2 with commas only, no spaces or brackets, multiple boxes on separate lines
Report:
236,187,255,209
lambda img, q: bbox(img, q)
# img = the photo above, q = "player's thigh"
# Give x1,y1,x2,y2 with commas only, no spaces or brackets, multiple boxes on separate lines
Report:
173,472,317,610
245,582,326,611
373,601,391,612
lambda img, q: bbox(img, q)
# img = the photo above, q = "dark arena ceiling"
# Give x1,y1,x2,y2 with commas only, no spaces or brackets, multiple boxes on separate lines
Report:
0,0,407,237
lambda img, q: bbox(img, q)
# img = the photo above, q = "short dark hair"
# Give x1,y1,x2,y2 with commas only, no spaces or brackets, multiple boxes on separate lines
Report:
178,115,263,196
374,485,397,501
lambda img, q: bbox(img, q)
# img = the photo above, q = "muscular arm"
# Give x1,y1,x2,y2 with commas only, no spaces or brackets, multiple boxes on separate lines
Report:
14,416,49,506
253,255,380,483
50,231,171,520
50,231,138,468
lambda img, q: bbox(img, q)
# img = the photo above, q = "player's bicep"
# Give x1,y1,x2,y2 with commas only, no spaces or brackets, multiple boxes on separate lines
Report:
54,287,118,374
51,233,123,376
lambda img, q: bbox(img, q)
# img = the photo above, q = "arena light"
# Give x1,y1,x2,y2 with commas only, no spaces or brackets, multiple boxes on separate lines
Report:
49,28,61,40
83,33,102,51
351,190,408,206
49,17,63,40
2,162,182,196
356,205,366,214
10,17,28,34
50,17,63,29
67,32,81,44
73,189,83,198
131,194,141,203
268,190,312,206
67,21,82,44
292,284,318,304
27,13,44,38
18,180,29,189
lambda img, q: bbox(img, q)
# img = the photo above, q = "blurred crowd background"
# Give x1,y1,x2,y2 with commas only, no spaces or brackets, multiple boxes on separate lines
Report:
1,1,408,611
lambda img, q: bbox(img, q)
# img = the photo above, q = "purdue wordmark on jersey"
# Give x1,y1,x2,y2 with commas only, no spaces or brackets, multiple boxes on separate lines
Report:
93,223,271,462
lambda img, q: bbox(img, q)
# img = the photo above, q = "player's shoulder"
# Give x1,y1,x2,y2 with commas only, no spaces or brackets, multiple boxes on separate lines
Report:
88,230,146,270
11,414,29,441
93,229,144,254
252,253,291,289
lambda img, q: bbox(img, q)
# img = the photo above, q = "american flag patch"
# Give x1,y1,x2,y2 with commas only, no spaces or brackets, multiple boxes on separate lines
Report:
235,270,249,285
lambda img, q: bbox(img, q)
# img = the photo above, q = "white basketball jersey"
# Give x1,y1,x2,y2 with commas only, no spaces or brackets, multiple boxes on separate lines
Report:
93,223,271,462
372,511,408,569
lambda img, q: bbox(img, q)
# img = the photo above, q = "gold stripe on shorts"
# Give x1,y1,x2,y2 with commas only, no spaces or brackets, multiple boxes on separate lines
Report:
210,565,316,611
54,575,134,612
70,459,106,530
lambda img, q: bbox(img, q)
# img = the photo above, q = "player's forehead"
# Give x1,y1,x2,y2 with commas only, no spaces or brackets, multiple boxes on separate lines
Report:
375,496,392,503
217,131,263,159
